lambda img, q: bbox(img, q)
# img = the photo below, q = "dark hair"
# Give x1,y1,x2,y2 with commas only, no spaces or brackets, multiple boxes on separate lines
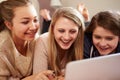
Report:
0,0,31,32
85,11,120,37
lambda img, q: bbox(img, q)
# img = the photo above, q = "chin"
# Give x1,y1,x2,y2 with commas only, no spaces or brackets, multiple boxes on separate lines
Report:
61,46,70,50
27,38,34,41
99,51,110,56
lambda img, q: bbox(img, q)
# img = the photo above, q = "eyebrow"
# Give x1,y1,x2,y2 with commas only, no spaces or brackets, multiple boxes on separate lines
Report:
22,17,30,20
21,16,38,20
93,34,115,37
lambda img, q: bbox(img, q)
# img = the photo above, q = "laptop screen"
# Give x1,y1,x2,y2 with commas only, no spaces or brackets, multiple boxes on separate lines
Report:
65,53,120,80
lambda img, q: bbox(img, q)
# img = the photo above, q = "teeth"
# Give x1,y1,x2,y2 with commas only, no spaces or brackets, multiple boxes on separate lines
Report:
63,41,68,43
61,39,70,44
28,32,36,35
62,41,69,44
100,47,108,50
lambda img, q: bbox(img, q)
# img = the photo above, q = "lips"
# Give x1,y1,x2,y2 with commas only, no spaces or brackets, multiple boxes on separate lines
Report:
99,46,109,50
97,46,110,54
61,40,71,47
25,31,37,37
61,38,71,44
63,41,70,44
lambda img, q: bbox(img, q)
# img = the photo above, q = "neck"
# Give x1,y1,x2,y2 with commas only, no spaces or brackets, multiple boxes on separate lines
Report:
14,39,28,56
57,46,68,60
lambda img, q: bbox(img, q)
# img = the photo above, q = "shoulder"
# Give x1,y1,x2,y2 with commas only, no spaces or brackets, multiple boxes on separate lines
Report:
0,30,13,53
0,31,15,72
37,32,49,43
34,32,49,57
40,32,49,39
0,30,10,41
35,32,49,50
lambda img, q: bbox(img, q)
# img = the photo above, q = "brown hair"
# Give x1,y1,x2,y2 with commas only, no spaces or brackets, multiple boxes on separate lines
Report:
85,11,120,37
0,0,31,32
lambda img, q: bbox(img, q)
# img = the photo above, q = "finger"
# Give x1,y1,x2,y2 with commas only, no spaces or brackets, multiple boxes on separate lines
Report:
35,72,49,80
41,70,56,79
40,74,50,80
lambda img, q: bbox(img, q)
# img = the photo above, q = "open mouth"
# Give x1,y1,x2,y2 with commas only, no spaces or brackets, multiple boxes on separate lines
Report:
100,47,109,50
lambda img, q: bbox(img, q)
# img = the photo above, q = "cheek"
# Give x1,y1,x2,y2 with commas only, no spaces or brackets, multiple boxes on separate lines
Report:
13,23,26,31
110,40,119,48
73,30,79,38
92,37,97,45
54,32,61,43
54,32,60,38
110,37,119,47
53,29,62,39
92,37,97,43
11,26,19,33
15,27,26,33
36,23,40,28
73,33,78,40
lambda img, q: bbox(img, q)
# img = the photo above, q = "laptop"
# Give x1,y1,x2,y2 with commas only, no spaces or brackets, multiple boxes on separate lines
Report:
65,53,120,80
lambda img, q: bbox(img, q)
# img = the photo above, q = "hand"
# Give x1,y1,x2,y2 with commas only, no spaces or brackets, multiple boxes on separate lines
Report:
54,69,65,80
56,75,64,80
36,70,56,80
22,70,55,80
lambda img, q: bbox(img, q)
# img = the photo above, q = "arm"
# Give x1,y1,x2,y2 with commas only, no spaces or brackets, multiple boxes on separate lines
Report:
0,59,8,80
0,55,22,80
33,33,49,74
22,70,55,80
32,33,64,80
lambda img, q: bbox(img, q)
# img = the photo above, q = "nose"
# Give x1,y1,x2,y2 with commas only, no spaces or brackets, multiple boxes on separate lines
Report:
63,32,70,40
29,22,38,30
99,39,107,46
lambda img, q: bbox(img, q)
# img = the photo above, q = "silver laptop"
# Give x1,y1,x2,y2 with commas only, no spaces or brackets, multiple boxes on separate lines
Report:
65,53,120,80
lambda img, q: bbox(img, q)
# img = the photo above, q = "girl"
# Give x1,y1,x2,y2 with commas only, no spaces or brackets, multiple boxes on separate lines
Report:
84,11,120,58
33,7,85,79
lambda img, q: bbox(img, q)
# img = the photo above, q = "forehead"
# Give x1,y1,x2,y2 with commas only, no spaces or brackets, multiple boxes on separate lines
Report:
93,26,116,36
13,5,37,19
54,16,78,29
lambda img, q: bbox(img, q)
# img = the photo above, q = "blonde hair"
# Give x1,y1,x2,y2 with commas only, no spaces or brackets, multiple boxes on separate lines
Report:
48,7,85,75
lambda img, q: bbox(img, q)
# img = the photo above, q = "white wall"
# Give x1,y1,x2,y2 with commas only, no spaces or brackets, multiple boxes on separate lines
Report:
61,0,120,19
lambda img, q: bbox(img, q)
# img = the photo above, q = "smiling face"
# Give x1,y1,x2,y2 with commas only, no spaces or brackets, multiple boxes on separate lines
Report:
7,5,39,42
92,26,119,55
53,17,79,50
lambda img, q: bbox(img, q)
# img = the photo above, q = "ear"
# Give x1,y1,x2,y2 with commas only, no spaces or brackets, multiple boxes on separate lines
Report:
4,21,12,30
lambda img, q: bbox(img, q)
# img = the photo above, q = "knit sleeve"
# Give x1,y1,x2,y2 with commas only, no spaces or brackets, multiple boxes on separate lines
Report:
0,55,10,80
33,33,49,74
